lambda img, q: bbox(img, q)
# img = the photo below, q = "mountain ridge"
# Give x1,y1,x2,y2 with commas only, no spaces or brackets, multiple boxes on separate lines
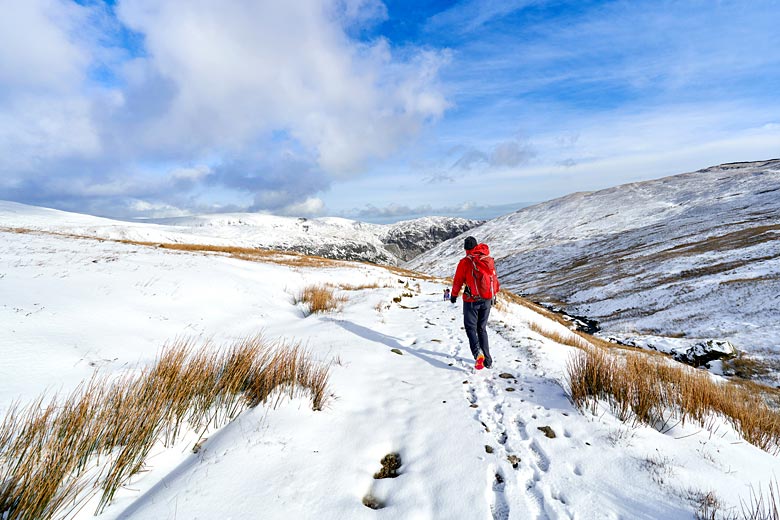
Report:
0,201,480,265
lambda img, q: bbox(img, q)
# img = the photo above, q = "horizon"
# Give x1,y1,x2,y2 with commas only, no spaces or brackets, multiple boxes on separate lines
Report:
1,1,779,221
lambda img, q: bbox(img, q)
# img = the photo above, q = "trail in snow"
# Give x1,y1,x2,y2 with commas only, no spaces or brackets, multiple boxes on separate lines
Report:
408,295,583,520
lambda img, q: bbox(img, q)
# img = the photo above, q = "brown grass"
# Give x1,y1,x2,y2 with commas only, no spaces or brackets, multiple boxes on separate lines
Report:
567,346,780,454
336,282,382,291
723,353,780,381
528,322,592,349
0,335,330,519
295,285,348,315
498,288,780,456
1,227,351,269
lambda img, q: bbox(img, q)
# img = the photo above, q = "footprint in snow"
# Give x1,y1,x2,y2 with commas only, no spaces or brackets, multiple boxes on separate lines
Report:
489,467,510,520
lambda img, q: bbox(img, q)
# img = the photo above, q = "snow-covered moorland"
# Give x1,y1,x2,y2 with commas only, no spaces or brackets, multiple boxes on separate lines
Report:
1,224,779,519
0,200,478,265
409,160,780,382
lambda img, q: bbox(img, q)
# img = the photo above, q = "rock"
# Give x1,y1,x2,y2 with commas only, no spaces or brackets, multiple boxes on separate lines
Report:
373,453,402,479
507,455,520,469
485,445,494,454
672,339,737,367
382,218,482,262
362,495,383,509
537,426,556,438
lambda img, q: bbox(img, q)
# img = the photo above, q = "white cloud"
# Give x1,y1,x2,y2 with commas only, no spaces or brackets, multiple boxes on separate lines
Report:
0,0,90,90
427,0,538,34
0,0,102,179
450,139,535,170
114,0,448,175
279,197,326,217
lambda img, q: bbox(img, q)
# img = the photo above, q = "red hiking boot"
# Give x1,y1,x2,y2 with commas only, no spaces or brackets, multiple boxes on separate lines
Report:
475,354,485,370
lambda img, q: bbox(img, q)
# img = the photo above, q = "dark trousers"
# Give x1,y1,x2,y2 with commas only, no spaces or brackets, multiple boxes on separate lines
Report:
463,299,492,365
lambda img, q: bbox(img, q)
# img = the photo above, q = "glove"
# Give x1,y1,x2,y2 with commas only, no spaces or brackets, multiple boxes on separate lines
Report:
450,296,458,304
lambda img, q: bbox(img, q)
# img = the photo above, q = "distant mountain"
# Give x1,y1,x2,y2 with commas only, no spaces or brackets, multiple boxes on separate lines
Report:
0,202,480,265
408,159,780,362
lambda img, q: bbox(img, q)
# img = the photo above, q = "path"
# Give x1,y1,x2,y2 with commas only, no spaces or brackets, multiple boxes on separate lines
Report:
399,290,586,520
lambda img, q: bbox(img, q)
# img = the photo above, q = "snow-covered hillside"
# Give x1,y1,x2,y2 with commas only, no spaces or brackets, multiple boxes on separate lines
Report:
1,221,778,519
0,201,478,265
409,160,780,376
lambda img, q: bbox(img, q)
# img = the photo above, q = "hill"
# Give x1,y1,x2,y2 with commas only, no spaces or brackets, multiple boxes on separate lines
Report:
408,160,780,379
0,201,478,265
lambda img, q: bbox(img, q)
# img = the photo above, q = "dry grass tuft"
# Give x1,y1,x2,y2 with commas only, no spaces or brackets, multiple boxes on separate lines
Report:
0,335,329,519
690,489,726,520
295,285,348,315
740,479,780,520
337,282,382,291
528,322,592,350
567,346,780,454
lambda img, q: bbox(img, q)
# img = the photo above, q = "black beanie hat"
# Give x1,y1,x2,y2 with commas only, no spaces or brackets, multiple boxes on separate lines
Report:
464,236,477,250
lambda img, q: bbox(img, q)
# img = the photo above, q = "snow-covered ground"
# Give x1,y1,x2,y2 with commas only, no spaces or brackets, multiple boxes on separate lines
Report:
1,227,777,519
0,200,477,265
409,160,780,378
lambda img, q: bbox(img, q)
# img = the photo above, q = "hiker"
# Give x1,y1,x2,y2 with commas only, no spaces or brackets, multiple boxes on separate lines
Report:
450,236,500,369
443,288,451,300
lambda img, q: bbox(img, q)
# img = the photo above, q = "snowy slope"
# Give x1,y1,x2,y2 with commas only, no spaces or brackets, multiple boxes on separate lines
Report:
0,201,478,265
408,160,780,371
1,225,777,519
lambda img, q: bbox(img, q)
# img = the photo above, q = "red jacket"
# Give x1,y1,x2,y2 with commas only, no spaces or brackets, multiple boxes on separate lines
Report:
451,243,500,302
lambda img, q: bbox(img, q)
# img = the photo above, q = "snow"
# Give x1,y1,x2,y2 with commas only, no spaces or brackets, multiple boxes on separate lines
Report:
408,160,780,379
1,220,777,519
0,200,478,265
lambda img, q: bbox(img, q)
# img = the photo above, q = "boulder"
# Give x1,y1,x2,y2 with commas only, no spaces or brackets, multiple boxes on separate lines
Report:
672,340,737,367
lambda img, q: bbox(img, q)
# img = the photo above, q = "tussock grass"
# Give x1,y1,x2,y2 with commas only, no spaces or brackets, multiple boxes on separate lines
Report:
723,353,780,382
694,479,780,520
528,322,592,349
295,284,348,315
336,282,382,291
567,346,780,454
0,335,330,519
740,479,780,520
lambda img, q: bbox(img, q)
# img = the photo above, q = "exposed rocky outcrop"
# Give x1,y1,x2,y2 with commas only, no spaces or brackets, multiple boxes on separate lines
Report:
382,217,482,262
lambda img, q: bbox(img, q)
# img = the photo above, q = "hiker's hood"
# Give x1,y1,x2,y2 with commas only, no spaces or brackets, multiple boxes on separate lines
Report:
466,243,490,256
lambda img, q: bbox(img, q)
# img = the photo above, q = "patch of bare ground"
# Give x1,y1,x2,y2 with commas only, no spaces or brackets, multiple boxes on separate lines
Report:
660,223,780,257
650,254,779,288
722,352,780,382
719,274,780,286
0,335,330,519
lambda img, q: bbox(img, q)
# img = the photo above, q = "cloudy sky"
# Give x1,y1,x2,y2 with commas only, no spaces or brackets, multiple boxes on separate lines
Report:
1,0,779,222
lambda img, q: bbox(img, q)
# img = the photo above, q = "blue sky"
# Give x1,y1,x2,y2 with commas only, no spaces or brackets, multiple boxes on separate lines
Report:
1,0,778,222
